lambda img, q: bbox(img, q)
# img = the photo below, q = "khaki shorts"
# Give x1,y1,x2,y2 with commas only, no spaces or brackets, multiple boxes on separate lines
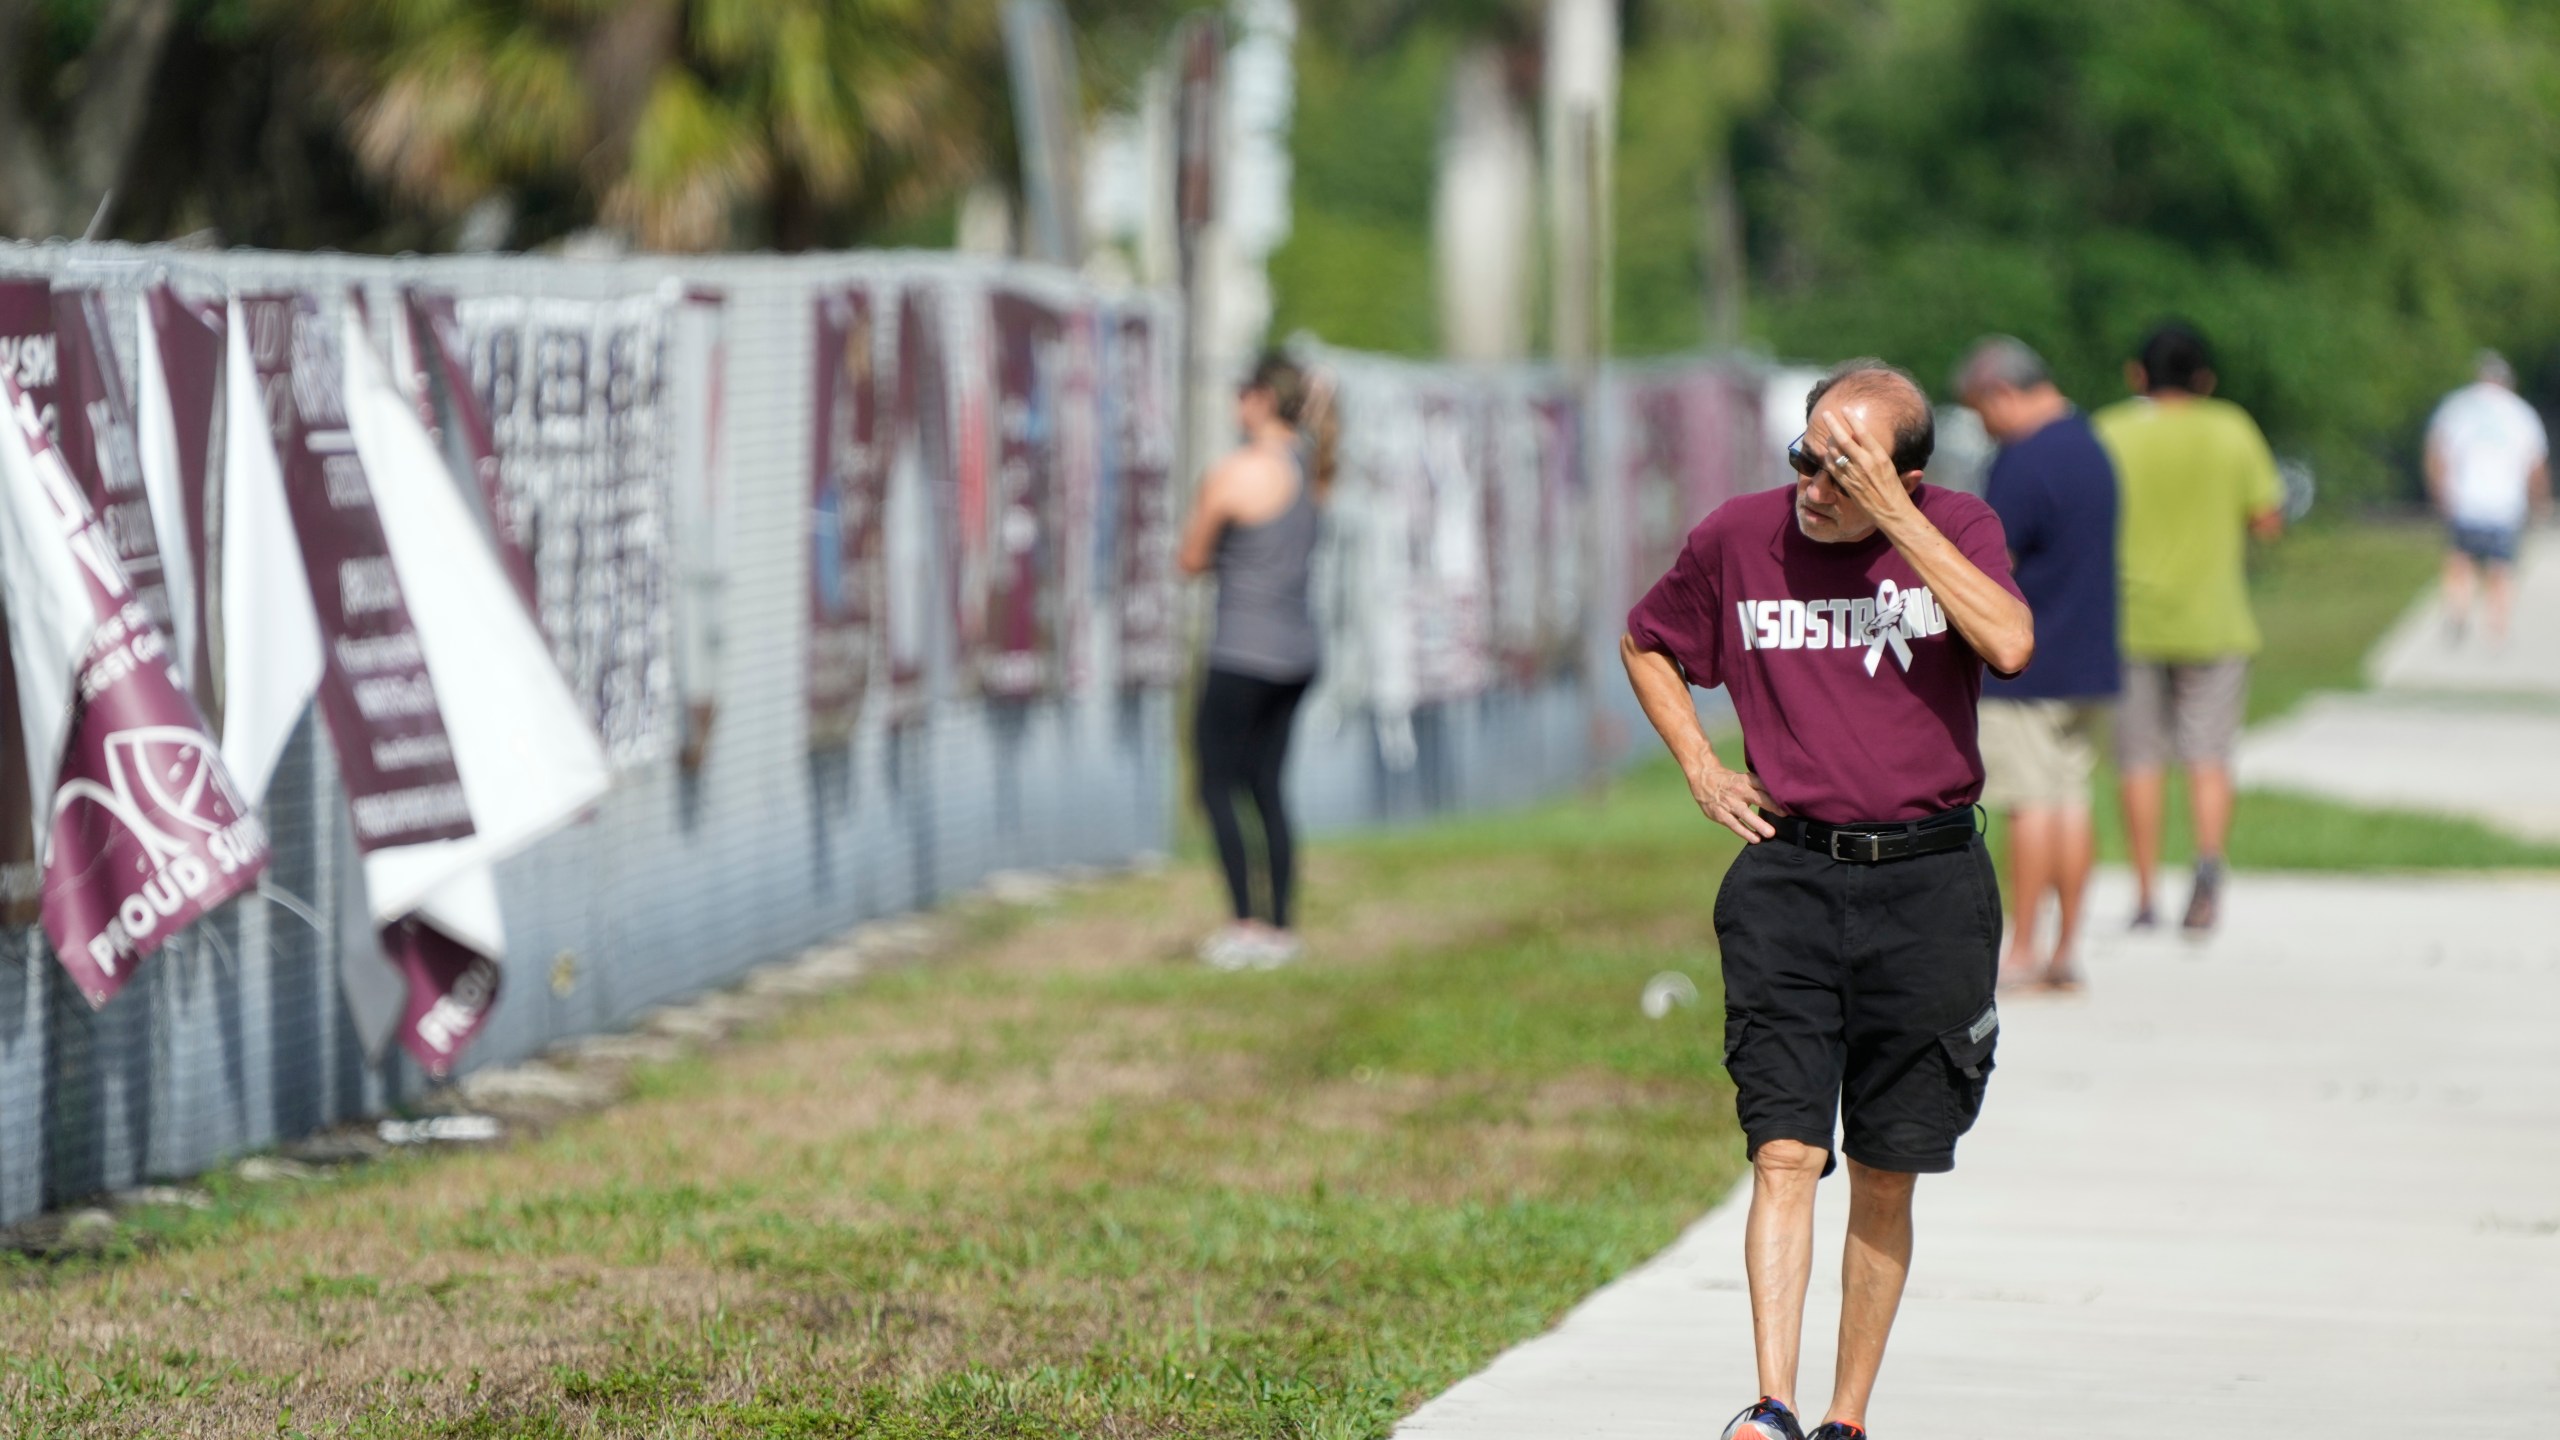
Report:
1978,698,2105,812
2116,657,2250,770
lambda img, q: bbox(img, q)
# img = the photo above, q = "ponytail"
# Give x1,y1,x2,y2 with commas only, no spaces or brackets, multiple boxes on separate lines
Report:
1248,349,1338,500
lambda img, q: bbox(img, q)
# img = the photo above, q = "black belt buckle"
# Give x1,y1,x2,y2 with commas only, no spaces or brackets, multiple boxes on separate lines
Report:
1827,829,1886,864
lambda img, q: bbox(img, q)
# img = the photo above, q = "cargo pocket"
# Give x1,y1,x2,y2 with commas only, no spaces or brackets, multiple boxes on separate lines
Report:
1938,1003,1999,1135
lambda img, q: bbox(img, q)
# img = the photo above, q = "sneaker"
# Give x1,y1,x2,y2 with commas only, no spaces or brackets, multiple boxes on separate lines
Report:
2128,902,2158,932
1721,1397,1806,1440
1807,1424,1867,1440
1245,929,1302,970
1197,925,1261,971
2182,859,2225,935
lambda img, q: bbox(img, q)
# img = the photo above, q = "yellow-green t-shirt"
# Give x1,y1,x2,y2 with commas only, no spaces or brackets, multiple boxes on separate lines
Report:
2092,396,2283,660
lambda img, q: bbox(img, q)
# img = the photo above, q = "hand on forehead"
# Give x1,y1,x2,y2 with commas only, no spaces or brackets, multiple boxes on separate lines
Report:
1809,373,1928,471
1809,396,1892,455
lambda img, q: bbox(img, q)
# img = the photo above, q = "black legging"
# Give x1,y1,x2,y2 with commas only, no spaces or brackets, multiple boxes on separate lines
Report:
1194,668,1312,927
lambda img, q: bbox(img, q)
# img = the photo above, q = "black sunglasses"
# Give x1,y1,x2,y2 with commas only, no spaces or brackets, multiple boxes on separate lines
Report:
1786,432,1828,478
1790,430,1923,477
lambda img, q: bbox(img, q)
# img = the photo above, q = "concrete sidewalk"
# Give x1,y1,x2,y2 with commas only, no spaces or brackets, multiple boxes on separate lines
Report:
2368,528,2560,696
1396,870,2560,1437
2241,526,2560,839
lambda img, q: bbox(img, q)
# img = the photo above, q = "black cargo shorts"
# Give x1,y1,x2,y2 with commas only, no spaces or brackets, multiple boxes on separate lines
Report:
1712,833,2002,1175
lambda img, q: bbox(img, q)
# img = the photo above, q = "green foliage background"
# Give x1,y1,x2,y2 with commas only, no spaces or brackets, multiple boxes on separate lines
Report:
1271,0,2560,506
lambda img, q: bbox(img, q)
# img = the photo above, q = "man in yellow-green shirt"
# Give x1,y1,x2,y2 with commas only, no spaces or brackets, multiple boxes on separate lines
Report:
2093,323,2284,935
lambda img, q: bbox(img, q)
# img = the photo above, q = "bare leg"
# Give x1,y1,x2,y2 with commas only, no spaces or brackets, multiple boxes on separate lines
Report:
1743,1139,1828,1410
2119,767,2167,919
2049,804,2095,982
2442,550,2477,633
1824,1160,1918,1430
2484,562,2516,643
2001,808,2055,980
2188,761,2235,863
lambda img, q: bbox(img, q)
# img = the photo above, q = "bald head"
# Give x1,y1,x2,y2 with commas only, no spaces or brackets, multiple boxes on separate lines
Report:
1955,335,2070,444
1806,359,1934,473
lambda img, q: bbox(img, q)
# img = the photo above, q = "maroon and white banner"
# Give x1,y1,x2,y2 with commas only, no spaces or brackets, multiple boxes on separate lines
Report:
667,288,728,769
238,293,474,854
0,362,269,1005
137,288,225,715
1056,306,1102,692
878,289,952,725
51,289,170,635
0,282,59,925
1481,390,1546,683
387,914,500,1068
982,289,1064,698
1616,368,1766,609
809,286,885,747
1411,388,1492,704
1105,307,1181,688
342,310,611,1076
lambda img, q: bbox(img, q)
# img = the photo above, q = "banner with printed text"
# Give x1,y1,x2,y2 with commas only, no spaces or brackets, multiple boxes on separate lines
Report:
878,288,954,723
238,293,475,854
809,285,885,747
0,360,269,1004
0,282,58,925
1105,306,1180,687
137,288,226,717
427,292,678,766
981,289,1063,697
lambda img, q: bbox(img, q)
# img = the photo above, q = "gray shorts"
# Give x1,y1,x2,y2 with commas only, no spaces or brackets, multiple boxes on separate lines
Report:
2116,658,2249,771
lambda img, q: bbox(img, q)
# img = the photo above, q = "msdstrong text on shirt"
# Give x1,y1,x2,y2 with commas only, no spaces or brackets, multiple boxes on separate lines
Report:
1731,577,1953,675
1628,484,2024,825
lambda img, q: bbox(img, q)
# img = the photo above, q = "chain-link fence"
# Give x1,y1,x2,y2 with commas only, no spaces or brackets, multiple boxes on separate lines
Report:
0,241,1776,1229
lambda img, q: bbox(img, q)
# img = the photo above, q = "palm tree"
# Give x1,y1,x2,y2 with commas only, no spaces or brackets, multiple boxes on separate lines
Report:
289,0,1196,252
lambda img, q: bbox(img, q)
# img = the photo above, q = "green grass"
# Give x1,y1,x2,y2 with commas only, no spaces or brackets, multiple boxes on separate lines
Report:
2242,518,2445,724
0,767,1749,1438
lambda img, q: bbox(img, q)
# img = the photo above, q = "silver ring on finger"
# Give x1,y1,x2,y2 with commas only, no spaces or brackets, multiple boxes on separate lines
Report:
1830,453,1849,470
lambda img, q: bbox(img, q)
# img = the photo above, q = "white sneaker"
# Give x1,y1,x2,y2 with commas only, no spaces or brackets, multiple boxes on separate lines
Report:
1197,925,1261,971
1245,930,1302,970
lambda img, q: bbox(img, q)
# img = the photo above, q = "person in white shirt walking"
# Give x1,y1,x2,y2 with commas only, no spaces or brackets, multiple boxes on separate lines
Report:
2426,351,2550,644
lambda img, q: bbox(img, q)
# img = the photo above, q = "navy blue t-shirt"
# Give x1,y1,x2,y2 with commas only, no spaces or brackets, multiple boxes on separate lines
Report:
1984,410,2120,700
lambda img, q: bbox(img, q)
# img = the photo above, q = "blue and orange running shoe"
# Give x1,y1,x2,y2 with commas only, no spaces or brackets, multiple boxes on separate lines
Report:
1807,1423,1868,1440
1720,1397,1805,1440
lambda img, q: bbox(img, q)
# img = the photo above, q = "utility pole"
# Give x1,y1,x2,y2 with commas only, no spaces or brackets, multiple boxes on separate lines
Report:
1543,0,1618,784
1544,0,1617,373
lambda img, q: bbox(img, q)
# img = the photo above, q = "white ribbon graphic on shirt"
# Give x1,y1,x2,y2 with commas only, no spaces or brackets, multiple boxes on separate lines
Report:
1864,578,1915,676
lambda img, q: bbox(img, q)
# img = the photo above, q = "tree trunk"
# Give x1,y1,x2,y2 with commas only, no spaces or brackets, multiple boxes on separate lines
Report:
0,0,183,239
580,0,682,183
0,0,69,237
62,0,184,236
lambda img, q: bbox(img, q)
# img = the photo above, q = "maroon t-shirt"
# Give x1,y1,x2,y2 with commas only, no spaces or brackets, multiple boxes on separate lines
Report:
1628,484,2024,824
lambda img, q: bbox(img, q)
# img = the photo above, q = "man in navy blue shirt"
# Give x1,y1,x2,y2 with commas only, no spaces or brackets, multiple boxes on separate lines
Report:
1957,337,2119,989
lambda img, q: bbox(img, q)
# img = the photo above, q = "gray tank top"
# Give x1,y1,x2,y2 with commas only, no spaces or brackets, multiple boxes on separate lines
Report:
1207,444,1321,681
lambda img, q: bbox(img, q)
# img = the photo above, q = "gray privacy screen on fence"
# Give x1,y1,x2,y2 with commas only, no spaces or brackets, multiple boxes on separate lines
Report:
0,242,1778,1229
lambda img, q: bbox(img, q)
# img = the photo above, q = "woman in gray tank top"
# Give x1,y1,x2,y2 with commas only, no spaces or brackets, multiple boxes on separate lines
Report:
1175,352,1332,970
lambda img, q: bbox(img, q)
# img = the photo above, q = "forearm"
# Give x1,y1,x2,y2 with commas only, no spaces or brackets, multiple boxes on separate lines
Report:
1876,509,2034,674
1175,501,1221,575
1621,636,1718,773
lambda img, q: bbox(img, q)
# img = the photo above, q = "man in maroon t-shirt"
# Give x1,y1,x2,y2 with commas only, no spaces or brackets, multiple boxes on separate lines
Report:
1622,361,2032,1440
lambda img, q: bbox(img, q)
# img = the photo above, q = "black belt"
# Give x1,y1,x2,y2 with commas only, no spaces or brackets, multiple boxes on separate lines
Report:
1767,807,1978,864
